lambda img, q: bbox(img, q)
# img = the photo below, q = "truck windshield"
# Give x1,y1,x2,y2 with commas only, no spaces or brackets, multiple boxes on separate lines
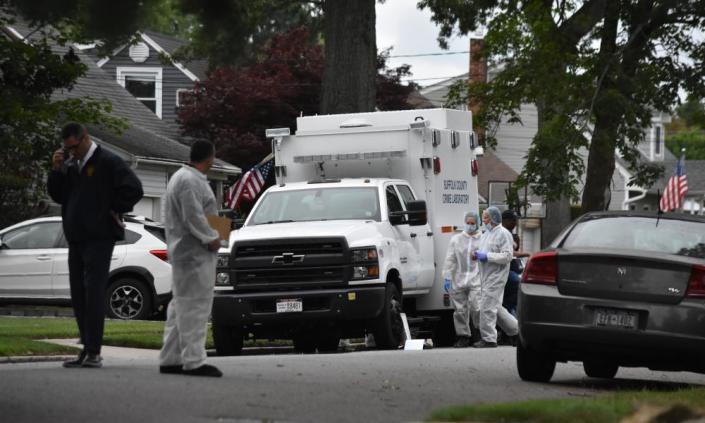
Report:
248,187,381,225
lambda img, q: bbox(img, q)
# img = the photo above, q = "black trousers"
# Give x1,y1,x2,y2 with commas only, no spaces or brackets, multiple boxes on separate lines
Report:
68,240,115,355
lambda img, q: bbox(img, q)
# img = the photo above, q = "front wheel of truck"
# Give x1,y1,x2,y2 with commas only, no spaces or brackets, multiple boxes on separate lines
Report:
213,324,244,356
370,283,404,349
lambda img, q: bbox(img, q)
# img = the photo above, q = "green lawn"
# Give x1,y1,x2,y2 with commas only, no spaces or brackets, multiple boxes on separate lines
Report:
0,317,166,356
0,317,291,356
427,387,705,423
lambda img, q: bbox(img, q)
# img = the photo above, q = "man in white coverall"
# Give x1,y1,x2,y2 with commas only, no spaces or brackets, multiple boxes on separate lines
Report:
442,211,482,348
471,206,518,348
159,141,223,377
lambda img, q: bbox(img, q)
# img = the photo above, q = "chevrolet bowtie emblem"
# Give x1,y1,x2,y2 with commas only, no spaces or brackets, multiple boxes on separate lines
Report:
272,252,305,265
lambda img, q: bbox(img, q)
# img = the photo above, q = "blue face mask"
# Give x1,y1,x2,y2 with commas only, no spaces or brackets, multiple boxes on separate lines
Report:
484,222,493,231
465,223,477,233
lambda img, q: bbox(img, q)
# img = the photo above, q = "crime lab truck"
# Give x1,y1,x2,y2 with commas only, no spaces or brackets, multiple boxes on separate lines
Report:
212,108,481,355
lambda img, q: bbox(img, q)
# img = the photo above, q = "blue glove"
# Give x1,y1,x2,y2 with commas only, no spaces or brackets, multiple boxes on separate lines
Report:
443,278,451,292
475,251,488,262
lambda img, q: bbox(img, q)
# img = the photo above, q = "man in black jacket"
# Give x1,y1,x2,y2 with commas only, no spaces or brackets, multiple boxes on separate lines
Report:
48,123,143,368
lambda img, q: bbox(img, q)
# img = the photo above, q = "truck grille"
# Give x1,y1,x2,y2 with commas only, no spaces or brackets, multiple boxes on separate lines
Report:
229,237,349,291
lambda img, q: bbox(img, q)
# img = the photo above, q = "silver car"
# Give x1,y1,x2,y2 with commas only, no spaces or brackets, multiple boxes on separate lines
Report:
517,211,705,382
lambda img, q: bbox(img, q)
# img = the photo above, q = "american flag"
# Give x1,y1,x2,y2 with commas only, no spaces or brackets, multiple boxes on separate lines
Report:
225,158,274,209
659,152,688,212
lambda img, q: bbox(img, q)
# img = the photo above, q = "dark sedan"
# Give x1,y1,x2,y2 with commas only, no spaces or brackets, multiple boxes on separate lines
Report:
517,211,705,382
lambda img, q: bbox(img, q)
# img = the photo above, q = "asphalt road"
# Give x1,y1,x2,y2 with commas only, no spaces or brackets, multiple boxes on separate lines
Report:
1,346,703,423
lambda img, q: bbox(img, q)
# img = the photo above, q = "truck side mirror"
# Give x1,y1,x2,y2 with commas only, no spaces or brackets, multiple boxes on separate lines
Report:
389,213,404,226
406,200,428,226
233,218,246,230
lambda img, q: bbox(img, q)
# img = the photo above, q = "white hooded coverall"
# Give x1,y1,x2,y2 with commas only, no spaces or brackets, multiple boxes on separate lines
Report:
478,224,519,343
159,165,219,370
442,231,482,337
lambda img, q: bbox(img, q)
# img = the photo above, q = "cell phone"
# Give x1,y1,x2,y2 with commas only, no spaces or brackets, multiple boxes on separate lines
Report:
62,149,76,168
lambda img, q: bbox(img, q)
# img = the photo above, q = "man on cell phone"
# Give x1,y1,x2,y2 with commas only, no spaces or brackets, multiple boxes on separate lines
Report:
48,123,143,368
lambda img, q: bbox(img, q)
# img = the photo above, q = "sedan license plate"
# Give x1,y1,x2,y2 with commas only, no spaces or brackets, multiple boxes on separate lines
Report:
594,308,637,329
276,299,303,313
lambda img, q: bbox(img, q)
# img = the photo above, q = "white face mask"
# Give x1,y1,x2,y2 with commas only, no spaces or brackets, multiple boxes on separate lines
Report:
465,222,478,233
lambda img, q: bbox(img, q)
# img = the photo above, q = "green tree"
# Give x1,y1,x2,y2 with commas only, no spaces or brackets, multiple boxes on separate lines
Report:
169,0,379,113
420,0,705,215
0,19,124,227
676,96,705,129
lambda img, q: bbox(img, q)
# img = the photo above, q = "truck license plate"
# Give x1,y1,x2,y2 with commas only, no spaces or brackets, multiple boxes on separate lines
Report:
276,299,303,313
594,308,637,329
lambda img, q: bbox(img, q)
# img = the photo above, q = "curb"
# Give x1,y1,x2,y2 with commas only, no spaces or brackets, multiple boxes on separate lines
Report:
0,355,74,364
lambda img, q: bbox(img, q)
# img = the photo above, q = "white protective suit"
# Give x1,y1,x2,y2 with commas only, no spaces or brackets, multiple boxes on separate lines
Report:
442,230,482,337
159,165,219,370
477,219,519,343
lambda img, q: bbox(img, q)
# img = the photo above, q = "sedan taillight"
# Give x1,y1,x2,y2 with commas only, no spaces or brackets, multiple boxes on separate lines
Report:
686,265,705,298
522,252,558,285
150,249,169,262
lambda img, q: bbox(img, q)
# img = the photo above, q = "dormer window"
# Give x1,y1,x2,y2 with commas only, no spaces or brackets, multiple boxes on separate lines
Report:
117,67,163,118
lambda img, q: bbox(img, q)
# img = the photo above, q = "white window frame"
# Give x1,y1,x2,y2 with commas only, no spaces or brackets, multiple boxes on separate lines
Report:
650,124,664,161
116,67,163,119
175,88,192,107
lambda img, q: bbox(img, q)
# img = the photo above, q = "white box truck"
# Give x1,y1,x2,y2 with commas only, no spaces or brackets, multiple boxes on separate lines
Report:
212,108,481,354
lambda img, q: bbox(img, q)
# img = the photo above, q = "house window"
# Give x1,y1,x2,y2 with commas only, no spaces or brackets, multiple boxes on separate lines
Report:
653,125,663,158
176,88,192,107
117,67,163,118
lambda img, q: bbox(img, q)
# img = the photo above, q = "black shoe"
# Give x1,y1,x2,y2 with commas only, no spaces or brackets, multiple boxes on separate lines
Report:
472,340,498,348
63,351,102,368
453,337,471,348
63,350,87,368
159,365,184,374
183,364,223,378
82,354,103,368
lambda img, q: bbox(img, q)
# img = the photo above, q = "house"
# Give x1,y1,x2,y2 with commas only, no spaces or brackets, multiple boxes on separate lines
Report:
4,21,240,222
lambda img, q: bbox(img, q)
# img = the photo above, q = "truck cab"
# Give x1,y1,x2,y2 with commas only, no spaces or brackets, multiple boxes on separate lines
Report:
212,109,481,354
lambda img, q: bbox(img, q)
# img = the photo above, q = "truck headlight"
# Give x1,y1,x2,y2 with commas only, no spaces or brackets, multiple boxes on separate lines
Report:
217,254,229,268
215,272,230,286
353,265,379,280
351,247,379,280
351,247,378,262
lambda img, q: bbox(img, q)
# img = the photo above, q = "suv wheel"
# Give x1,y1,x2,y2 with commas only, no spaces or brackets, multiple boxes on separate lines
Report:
370,283,404,349
516,340,555,382
213,325,244,356
583,360,618,379
106,278,152,320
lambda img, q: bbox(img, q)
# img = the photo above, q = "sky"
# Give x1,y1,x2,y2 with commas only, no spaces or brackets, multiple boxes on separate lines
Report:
376,0,475,88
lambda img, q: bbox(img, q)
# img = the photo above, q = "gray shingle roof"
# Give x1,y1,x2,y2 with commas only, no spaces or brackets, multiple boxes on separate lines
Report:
143,30,209,80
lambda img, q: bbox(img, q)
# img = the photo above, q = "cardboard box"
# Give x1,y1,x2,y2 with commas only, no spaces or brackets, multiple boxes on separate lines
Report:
207,215,232,244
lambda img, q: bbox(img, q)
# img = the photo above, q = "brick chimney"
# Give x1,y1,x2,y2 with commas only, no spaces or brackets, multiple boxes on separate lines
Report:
468,37,488,140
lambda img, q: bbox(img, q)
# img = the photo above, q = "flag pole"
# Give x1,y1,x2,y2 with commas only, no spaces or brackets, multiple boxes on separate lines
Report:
678,147,688,213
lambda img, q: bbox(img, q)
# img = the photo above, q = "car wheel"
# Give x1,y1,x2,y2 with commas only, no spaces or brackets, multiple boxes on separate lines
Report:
106,278,152,320
370,283,404,349
212,324,243,356
293,331,317,353
516,340,555,383
583,360,618,379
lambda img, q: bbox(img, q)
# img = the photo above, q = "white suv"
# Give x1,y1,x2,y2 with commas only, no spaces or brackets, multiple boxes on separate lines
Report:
0,216,172,320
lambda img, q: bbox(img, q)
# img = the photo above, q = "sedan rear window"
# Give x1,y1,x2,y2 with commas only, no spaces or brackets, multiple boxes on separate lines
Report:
562,216,705,258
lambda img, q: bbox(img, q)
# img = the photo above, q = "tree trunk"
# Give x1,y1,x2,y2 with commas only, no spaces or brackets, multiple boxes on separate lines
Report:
534,99,572,247
320,0,376,114
581,1,620,213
